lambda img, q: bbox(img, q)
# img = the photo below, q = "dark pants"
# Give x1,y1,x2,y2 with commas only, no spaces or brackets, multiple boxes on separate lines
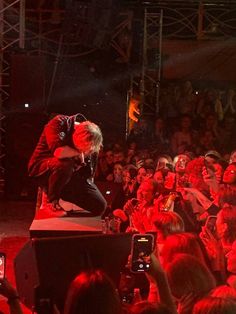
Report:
37,158,107,216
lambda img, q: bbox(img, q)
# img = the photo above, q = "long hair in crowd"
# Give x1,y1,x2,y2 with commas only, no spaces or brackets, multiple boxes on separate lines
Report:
165,253,216,300
193,296,236,314
64,270,122,314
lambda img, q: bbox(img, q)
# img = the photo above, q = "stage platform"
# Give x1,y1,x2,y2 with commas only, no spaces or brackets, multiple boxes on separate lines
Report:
29,215,102,238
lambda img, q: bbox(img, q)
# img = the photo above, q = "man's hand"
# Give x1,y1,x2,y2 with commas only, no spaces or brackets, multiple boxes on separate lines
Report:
54,145,80,159
0,278,19,300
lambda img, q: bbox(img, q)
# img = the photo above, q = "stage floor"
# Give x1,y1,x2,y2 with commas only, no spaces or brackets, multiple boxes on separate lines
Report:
0,200,35,237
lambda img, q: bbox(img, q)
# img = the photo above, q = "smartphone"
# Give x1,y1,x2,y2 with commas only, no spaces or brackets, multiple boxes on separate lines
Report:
130,234,154,273
0,253,6,279
146,231,158,244
205,215,217,233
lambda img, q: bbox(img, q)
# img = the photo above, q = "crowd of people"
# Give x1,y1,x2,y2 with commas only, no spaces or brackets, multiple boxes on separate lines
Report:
91,81,236,313
1,80,236,313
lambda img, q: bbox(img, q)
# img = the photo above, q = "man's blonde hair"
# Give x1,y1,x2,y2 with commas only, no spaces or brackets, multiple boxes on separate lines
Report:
73,121,103,154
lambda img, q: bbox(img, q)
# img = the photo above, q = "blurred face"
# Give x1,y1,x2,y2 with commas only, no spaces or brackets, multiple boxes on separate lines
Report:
137,181,155,204
213,163,223,183
137,167,147,184
145,158,154,167
204,131,214,143
226,241,236,273
230,152,236,164
205,157,223,183
122,169,131,184
175,155,190,173
206,115,216,128
181,117,191,129
156,157,170,171
154,171,164,185
223,165,236,185
105,150,113,164
216,211,227,240
113,164,123,176
155,118,164,130
113,152,125,163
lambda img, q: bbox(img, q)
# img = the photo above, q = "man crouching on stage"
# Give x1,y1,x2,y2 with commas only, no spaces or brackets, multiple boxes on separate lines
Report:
28,113,107,217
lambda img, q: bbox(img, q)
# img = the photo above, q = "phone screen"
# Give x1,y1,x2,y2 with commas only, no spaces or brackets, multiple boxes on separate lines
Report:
131,234,154,273
0,253,6,279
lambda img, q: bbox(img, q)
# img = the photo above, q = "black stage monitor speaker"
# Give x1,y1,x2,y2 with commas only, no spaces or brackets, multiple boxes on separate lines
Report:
14,233,132,313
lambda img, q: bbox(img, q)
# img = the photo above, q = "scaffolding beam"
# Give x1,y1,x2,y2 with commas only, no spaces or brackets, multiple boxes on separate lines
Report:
0,0,25,197
129,8,163,127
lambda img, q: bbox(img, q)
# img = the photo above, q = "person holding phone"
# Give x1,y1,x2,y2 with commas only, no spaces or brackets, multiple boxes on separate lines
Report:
128,236,177,314
122,178,159,233
0,278,23,314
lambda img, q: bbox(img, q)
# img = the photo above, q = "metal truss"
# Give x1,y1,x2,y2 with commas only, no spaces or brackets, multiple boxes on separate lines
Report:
23,1,130,59
132,1,236,40
0,0,25,197
129,8,163,122
141,9,163,116
127,1,236,133
110,10,133,63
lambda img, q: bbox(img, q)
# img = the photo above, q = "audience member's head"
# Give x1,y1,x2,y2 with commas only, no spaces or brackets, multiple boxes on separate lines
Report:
204,150,224,183
130,300,172,314
136,167,147,184
193,296,236,314
113,150,126,165
185,157,209,192
166,254,216,301
122,165,138,185
64,270,122,314
216,205,236,245
226,240,236,274
153,211,184,242
104,149,114,165
218,186,236,208
223,162,236,186
156,155,173,172
153,170,165,185
161,232,209,267
180,114,192,131
229,150,236,164
137,178,158,206
210,285,236,301
174,154,191,174
113,162,124,183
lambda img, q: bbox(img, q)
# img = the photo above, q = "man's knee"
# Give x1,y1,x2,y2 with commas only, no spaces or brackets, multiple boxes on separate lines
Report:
83,194,107,216
91,197,107,216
